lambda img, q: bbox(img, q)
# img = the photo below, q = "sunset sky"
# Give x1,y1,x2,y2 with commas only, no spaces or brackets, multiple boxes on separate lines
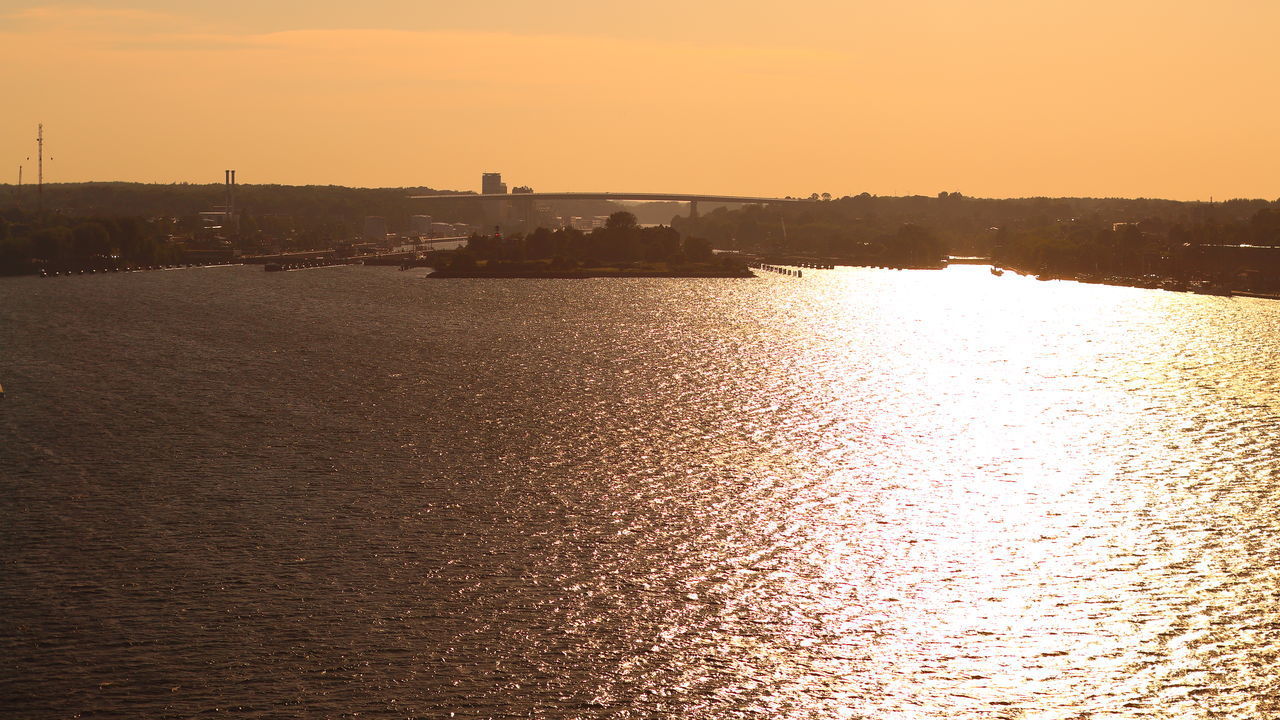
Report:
2,0,1277,200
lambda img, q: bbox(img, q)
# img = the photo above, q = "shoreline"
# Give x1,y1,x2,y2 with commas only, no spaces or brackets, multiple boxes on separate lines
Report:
994,264,1259,297
426,267,756,279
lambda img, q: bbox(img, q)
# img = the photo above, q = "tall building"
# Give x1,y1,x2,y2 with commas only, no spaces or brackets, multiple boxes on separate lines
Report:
481,173,508,229
482,172,507,195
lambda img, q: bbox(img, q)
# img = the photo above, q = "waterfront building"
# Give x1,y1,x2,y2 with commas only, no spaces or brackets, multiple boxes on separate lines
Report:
410,215,433,237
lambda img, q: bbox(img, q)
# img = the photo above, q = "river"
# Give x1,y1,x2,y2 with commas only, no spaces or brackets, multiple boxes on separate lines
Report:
3,264,1279,718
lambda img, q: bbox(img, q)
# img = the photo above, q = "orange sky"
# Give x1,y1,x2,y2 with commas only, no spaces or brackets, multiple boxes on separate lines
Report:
2,1,1277,200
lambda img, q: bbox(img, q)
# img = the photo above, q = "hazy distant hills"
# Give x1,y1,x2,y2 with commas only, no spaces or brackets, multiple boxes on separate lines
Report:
3,182,1277,262
0,182,643,234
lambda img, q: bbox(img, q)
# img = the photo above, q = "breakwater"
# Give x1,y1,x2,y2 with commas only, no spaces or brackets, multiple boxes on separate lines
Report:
263,258,355,272
753,263,803,277
40,260,241,277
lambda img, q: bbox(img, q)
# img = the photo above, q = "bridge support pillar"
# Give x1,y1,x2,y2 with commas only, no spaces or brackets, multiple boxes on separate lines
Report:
689,200,698,219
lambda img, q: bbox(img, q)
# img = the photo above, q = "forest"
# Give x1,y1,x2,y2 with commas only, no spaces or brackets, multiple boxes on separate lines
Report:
457,212,712,266
3,183,1279,284
673,192,1280,282
0,182,484,274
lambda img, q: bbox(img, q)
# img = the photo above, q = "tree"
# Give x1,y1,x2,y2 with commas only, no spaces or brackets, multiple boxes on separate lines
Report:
605,211,638,231
0,222,32,275
72,222,112,256
1251,208,1280,246
448,250,476,270
526,227,555,259
682,235,713,263
30,226,71,261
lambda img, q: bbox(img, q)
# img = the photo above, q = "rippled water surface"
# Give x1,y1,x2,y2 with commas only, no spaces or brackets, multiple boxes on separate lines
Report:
3,265,1280,719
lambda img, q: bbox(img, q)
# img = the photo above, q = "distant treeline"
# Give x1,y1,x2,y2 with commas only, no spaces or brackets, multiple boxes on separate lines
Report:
0,182,491,274
0,182,632,237
5,183,1280,284
0,181,487,237
451,211,716,271
0,209,176,274
0,182,652,274
672,192,1280,281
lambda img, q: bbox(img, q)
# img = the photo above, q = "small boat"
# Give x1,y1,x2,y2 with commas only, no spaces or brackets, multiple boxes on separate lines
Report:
990,267,1004,276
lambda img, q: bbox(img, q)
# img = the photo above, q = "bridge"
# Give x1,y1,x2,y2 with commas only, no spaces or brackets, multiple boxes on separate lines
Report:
410,191,810,231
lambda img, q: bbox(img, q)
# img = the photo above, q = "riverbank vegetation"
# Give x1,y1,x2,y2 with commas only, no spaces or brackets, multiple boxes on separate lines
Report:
675,193,1280,289
0,183,481,274
0,182,486,236
431,212,749,278
0,182,636,275
5,183,1280,289
0,208,185,275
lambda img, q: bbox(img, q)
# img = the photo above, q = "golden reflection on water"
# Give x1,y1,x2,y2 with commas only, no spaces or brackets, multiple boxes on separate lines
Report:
6,265,1280,718
690,266,1280,717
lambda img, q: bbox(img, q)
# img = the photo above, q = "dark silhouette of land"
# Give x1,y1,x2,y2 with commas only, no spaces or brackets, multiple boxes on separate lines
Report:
428,212,751,278
0,182,624,275
676,192,1280,291
3,183,1279,292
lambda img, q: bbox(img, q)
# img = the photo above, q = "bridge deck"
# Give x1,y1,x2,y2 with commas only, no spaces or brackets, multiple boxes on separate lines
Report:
410,192,807,204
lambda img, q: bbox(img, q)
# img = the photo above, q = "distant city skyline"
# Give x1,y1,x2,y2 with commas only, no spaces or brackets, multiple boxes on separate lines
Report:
2,0,1279,201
